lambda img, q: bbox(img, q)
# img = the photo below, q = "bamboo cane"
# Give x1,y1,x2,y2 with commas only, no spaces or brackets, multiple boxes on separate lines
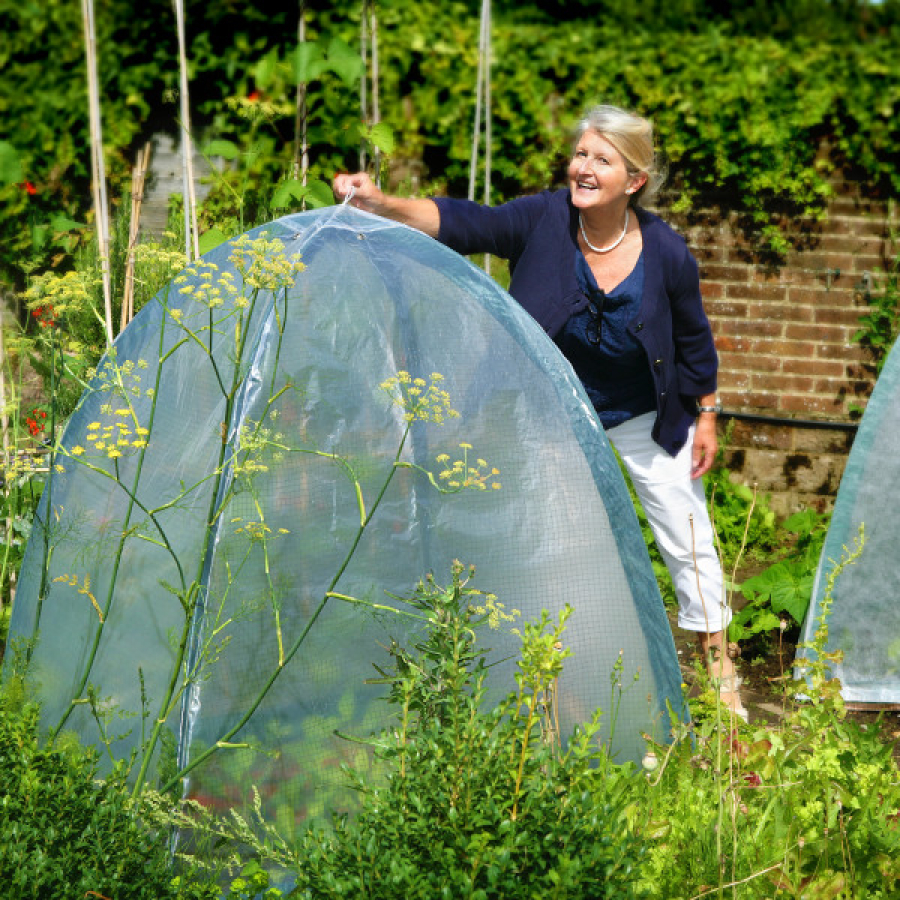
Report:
359,0,369,173
371,3,381,188
0,310,9,614
469,0,492,273
121,142,150,332
292,1,309,186
81,0,114,345
174,0,199,261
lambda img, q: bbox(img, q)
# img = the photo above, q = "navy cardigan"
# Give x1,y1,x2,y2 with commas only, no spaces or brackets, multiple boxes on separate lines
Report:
434,188,718,456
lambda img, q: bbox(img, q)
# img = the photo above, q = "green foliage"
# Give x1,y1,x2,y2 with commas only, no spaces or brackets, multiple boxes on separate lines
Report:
707,467,779,564
0,691,218,900
637,531,900,899
2,2,899,288
287,564,645,899
853,249,900,379
731,507,830,642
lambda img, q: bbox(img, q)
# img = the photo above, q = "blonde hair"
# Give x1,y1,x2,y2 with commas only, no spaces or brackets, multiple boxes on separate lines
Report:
575,105,665,205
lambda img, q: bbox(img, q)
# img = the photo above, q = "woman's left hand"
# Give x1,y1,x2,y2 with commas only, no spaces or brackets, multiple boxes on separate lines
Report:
691,415,718,479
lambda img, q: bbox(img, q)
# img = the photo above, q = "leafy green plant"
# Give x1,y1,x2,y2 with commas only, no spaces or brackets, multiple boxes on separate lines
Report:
853,248,900,380
164,563,646,898
730,507,830,643
0,687,218,900
638,528,900,899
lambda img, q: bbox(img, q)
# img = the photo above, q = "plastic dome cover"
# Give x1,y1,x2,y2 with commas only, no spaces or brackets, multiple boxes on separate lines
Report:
6,205,684,828
798,337,900,705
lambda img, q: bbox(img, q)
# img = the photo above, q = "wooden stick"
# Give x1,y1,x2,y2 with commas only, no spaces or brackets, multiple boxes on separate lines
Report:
81,0,113,345
292,1,308,186
121,142,150,332
174,0,199,260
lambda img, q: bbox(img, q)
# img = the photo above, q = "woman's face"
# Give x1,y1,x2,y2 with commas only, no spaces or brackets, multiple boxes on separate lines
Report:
568,130,643,212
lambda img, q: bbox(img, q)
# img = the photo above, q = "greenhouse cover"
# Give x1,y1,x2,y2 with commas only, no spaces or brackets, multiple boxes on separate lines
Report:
798,336,900,706
5,205,684,827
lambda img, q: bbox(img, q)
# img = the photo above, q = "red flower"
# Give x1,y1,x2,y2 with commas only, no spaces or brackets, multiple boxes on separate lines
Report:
18,181,37,195
247,90,261,102
25,408,47,437
32,304,57,328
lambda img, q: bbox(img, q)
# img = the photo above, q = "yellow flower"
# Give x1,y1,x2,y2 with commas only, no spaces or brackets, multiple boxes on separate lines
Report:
70,446,85,456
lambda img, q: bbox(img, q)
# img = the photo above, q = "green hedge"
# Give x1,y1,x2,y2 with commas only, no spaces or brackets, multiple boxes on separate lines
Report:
1,1,898,291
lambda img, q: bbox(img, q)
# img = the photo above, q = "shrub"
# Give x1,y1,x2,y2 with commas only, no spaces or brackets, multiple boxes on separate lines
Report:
0,687,217,900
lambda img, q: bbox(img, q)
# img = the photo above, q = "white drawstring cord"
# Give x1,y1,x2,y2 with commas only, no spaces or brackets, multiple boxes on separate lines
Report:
341,184,356,206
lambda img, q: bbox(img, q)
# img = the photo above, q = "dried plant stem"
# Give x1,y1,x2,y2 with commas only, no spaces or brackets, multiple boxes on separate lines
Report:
688,859,794,900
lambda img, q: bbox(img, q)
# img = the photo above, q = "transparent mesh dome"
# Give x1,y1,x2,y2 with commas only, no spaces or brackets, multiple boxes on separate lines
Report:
7,206,684,827
798,338,900,705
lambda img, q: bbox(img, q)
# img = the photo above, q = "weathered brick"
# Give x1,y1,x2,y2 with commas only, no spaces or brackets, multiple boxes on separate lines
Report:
817,342,865,361
733,390,780,409
712,334,753,353
705,298,750,317
724,419,795,451
814,306,871,326
781,395,845,415
825,217,891,238
691,245,727,263
747,338,806,358
782,358,845,378
731,285,794,305
787,286,852,305
717,319,783,338
757,374,817,394
784,323,847,342
718,370,753,389
816,233,891,256
717,351,782,372
747,301,814,322
700,263,751,282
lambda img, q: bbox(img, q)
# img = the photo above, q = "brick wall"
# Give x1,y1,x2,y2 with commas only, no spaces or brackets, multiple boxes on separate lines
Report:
665,184,898,516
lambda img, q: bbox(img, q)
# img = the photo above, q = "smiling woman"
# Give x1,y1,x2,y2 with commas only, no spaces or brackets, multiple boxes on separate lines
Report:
334,102,745,720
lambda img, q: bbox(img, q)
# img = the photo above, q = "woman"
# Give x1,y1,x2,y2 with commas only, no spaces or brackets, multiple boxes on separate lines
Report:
333,104,745,720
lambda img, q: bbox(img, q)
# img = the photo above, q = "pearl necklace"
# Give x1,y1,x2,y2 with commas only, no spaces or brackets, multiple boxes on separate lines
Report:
579,208,629,254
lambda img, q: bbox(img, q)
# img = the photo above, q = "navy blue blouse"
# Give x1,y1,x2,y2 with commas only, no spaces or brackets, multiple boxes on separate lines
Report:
434,190,718,456
556,250,656,429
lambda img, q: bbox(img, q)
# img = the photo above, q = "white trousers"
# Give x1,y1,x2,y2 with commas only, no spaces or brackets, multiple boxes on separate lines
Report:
607,412,729,634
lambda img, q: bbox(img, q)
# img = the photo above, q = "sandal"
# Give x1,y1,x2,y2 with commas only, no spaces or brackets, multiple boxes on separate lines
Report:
704,645,749,722
713,673,749,722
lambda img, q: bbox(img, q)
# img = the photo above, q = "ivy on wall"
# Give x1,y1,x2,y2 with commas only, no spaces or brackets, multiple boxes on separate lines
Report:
0,0,898,292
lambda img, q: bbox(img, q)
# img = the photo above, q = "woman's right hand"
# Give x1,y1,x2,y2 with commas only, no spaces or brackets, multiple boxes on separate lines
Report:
331,172,442,238
332,172,383,212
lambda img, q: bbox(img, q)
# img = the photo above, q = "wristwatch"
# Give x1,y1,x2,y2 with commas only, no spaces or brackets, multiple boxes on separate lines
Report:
697,401,721,414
